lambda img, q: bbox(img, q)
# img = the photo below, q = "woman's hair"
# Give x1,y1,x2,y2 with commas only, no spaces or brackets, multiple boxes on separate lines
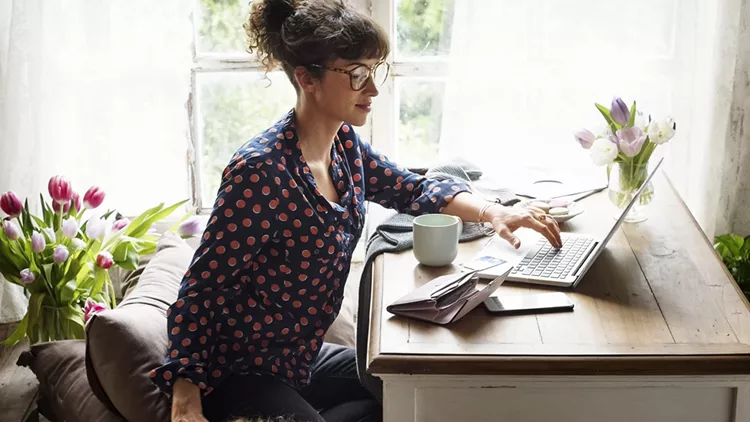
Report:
244,0,390,89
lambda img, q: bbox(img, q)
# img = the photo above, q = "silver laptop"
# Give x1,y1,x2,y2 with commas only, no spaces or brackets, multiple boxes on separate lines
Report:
474,158,663,288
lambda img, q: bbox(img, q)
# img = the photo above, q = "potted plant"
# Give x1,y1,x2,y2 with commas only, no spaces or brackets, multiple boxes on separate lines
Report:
0,175,203,345
714,233,750,300
574,96,677,223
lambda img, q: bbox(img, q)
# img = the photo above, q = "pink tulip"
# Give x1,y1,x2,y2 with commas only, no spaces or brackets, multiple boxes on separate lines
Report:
52,199,71,213
84,298,107,323
0,192,22,217
48,176,73,204
96,251,114,269
573,129,596,149
53,245,69,264
112,218,130,231
83,186,105,209
71,192,82,213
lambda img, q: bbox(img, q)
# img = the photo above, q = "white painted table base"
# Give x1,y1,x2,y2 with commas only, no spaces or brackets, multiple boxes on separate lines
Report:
379,375,750,422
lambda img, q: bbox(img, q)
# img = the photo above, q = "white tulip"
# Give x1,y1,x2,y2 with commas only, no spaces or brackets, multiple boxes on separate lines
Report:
590,138,619,166
85,217,106,239
634,111,649,131
647,117,676,144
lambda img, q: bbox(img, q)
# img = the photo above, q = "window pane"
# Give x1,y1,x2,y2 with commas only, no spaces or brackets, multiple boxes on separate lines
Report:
197,0,248,54
396,0,455,58
396,78,446,168
197,71,296,207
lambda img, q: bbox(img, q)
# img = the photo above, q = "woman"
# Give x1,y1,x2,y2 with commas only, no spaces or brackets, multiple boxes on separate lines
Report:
150,1,562,421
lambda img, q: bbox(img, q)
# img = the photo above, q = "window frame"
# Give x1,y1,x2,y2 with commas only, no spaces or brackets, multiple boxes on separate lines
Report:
188,0,444,214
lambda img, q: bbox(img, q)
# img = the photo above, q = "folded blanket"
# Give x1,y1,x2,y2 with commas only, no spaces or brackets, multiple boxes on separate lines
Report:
355,160,518,403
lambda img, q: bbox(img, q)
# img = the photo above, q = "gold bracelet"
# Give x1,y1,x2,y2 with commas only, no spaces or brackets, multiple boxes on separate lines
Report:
478,203,494,223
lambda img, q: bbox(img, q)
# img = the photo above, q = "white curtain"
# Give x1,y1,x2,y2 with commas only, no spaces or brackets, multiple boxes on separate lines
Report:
440,0,750,239
0,0,193,323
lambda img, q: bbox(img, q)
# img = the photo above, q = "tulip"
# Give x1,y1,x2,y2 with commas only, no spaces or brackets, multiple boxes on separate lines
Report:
0,192,22,217
62,217,79,238
96,251,114,269
647,117,676,145
83,186,105,209
42,227,56,243
573,129,596,149
615,127,647,157
53,245,69,264
590,137,618,166
20,269,35,284
70,238,86,252
48,176,73,204
3,219,21,241
84,298,107,323
71,192,82,213
31,232,46,253
112,218,130,231
610,96,630,126
85,218,106,239
634,111,649,131
178,217,204,238
52,199,71,213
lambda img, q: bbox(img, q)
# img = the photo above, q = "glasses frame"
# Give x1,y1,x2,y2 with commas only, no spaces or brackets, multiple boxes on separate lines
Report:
309,61,391,91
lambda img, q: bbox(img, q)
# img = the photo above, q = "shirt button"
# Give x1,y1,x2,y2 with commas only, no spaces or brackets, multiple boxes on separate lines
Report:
314,250,319,255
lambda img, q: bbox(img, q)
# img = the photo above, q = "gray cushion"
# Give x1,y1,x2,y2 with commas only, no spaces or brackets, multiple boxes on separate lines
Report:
85,232,193,422
17,340,125,422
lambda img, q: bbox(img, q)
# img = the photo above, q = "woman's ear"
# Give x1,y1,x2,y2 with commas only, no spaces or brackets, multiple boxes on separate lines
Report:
294,66,317,93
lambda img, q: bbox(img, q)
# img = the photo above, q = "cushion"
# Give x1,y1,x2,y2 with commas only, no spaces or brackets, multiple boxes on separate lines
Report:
17,340,125,422
85,232,193,422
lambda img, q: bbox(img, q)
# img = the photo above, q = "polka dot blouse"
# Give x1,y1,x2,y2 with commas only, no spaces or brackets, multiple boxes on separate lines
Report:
150,110,471,397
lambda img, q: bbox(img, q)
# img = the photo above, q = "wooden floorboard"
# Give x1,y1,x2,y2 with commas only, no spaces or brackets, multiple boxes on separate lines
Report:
0,323,46,422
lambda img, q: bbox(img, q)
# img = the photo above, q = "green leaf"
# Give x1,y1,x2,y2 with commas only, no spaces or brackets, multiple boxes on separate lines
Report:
91,267,109,298
627,101,637,127
125,200,188,238
21,200,34,236
61,279,77,304
119,249,140,271
715,234,744,258
112,241,131,263
26,292,46,337
40,194,52,227
1,314,28,345
595,103,619,134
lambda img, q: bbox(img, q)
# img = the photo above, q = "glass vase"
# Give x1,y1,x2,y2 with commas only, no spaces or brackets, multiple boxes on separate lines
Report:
607,160,654,223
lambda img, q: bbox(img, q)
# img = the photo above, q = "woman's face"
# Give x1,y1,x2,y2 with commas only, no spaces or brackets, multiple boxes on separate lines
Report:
304,57,385,127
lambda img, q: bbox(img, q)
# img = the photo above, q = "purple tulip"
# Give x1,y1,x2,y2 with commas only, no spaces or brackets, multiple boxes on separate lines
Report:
3,219,21,241
48,175,73,205
610,97,630,126
573,129,596,149
96,251,114,269
615,127,647,157
83,186,105,209
84,298,107,323
31,232,46,253
62,217,78,238
0,192,23,217
178,217,204,238
20,269,35,284
112,218,130,231
53,245,69,264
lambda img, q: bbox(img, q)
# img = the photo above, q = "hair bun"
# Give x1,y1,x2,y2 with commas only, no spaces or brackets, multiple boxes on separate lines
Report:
259,0,296,34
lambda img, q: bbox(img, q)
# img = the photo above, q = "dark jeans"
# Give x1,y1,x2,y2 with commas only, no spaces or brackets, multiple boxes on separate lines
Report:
202,343,382,422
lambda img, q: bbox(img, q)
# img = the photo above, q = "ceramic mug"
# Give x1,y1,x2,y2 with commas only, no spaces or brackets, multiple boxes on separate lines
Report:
413,214,463,267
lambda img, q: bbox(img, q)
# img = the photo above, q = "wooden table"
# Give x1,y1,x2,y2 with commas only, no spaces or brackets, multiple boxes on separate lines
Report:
366,172,750,422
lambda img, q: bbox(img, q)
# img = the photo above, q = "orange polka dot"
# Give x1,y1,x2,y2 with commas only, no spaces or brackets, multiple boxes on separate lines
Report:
224,208,234,218
217,245,226,254
250,174,260,183
181,338,191,347
230,240,240,249
244,189,253,198
163,371,173,380
261,220,270,229
242,218,251,227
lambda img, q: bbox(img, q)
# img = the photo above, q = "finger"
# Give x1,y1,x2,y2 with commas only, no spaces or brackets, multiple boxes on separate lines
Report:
523,215,561,248
496,225,520,249
544,218,563,247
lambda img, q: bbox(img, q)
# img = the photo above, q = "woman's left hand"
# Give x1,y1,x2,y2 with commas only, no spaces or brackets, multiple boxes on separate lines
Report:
486,204,562,249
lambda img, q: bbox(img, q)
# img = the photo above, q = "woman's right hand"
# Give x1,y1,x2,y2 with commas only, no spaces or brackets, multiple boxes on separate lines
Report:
172,378,208,422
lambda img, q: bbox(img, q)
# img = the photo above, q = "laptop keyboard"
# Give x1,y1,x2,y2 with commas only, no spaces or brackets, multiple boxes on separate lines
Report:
510,233,594,280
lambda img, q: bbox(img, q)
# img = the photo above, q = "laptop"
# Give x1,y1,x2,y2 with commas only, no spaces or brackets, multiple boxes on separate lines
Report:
468,158,663,288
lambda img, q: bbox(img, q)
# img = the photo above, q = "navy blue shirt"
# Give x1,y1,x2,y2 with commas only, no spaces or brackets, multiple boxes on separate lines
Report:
150,110,470,397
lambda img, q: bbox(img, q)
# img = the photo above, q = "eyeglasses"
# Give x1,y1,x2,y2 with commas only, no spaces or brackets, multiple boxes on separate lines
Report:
309,61,391,91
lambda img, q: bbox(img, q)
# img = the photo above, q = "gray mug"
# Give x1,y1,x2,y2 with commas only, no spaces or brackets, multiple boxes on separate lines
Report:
413,214,463,267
